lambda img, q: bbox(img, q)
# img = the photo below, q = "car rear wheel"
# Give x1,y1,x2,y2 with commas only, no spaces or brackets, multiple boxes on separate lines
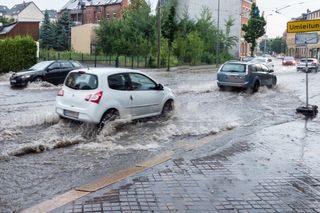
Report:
267,77,277,88
218,85,226,91
249,81,260,93
98,109,120,131
162,100,174,116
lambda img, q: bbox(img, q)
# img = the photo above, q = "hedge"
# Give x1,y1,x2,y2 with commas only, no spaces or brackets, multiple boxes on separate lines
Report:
0,36,37,73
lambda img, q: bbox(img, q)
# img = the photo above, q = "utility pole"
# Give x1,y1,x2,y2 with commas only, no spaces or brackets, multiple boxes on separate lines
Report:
215,0,220,68
157,0,161,68
264,14,272,54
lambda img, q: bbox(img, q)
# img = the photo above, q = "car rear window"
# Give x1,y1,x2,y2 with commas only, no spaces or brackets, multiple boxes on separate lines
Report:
300,59,314,63
220,64,246,73
284,57,294,60
65,72,98,90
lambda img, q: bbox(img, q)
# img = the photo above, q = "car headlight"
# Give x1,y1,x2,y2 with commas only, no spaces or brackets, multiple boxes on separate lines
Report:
21,75,31,79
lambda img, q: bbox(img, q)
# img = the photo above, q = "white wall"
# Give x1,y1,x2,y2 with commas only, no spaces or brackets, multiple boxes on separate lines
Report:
176,0,242,57
17,2,44,22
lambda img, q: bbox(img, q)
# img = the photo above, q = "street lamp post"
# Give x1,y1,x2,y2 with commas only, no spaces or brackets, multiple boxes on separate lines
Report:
215,0,220,68
264,14,272,54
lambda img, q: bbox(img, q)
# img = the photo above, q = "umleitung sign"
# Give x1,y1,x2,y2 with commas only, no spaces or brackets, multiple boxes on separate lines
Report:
287,19,320,33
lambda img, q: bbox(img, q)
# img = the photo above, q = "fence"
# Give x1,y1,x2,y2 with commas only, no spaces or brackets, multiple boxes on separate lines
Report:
39,51,155,69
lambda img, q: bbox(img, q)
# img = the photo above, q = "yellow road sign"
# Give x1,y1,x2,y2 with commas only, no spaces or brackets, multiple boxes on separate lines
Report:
287,19,320,33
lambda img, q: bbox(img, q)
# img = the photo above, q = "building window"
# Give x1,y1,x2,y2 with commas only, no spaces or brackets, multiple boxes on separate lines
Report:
106,13,110,19
113,12,117,18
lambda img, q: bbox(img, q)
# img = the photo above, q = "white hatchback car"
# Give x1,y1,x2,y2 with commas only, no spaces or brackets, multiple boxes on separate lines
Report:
55,68,175,127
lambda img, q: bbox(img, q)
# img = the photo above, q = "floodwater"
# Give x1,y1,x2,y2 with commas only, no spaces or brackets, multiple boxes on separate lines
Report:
0,60,317,212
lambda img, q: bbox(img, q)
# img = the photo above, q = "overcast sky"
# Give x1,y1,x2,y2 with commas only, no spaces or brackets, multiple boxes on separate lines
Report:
1,0,319,38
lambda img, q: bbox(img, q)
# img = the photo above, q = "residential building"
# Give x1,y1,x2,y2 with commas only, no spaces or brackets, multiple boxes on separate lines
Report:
44,10,58,22
0,21,39,40
286,9,320,59
176,0,255,58
71,23,98,54
240,0,253,57
0,5,9,16
6,1,44,22
60,0,129,25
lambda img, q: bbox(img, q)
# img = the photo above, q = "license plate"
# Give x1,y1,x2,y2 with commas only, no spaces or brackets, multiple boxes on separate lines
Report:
64,110,79,118
10,80,16,83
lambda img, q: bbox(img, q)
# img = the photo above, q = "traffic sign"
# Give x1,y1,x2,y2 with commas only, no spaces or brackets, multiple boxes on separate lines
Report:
287,19,320,33
295,33,319,45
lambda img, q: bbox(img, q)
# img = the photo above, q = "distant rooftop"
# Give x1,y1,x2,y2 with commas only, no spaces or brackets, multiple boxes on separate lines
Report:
0,5,9,13
61,0,123,10
43,10,58,19
7,1,31,15
0,22,17,35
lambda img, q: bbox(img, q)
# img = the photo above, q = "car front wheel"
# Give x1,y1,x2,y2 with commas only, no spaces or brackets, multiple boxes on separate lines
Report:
33,76,43,83
267,77,277,88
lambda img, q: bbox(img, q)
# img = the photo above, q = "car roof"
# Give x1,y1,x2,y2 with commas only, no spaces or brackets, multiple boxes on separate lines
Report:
70,67,147,76
224,61,252,65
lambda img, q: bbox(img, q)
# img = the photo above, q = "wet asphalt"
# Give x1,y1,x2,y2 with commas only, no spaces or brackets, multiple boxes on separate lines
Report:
1,60,319,212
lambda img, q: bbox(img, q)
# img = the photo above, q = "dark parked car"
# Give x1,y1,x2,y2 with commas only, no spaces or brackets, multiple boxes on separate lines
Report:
217,61,277,93
10,60,83,87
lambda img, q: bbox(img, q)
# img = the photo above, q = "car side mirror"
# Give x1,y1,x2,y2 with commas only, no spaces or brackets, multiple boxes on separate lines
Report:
269,69,274,73
155,83,164,90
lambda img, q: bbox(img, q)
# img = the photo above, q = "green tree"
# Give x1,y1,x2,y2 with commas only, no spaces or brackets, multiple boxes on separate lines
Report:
162,4,177,71
270,37,287,54
221,17,238,52
242,3,266,56
40,10,55,49
54,12,72,51
0,16,14,25
195,7,217,63
96,0,155,58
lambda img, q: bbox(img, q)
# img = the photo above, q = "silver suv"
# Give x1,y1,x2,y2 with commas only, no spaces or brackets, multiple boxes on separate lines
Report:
217,61,277,93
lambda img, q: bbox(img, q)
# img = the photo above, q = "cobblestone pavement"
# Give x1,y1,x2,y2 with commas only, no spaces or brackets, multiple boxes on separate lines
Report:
52,119,320,213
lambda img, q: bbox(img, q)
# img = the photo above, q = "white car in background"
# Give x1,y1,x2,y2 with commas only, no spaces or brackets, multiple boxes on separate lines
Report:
251,57,275,71
55,68,175,128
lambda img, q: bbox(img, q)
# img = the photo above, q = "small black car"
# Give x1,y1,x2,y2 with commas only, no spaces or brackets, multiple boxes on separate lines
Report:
10,60,83,87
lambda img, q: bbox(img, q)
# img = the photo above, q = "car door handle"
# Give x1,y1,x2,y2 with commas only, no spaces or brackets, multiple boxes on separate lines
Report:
130,95,133,101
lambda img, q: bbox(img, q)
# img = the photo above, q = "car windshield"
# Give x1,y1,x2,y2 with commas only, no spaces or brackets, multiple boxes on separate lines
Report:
220,63,246,73
28,61,54,71
65,72,98,90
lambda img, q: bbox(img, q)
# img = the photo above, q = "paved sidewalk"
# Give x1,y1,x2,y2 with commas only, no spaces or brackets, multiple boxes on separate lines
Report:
52,119,320,213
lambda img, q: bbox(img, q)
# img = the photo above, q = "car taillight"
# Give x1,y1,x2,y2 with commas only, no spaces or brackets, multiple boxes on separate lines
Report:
57,89,64,96
85,91,103,104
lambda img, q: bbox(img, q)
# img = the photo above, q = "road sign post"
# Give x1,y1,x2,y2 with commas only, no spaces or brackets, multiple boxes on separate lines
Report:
288,20,319,117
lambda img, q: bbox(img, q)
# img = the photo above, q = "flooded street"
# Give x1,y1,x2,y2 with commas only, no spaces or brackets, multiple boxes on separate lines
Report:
0,59,319,212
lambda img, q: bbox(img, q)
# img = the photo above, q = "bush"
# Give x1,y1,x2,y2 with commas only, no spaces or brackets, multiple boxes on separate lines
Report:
0,36,37,73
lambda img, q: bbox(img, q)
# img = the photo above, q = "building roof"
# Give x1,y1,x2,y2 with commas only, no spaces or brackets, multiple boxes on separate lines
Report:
61,0,122,10
44,10,58,19
0,5,9,13
0,22,17,35
7,1,32,15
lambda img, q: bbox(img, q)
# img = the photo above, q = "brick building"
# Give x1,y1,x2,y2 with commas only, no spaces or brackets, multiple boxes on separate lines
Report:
60,0,129,25
240,0,253,57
